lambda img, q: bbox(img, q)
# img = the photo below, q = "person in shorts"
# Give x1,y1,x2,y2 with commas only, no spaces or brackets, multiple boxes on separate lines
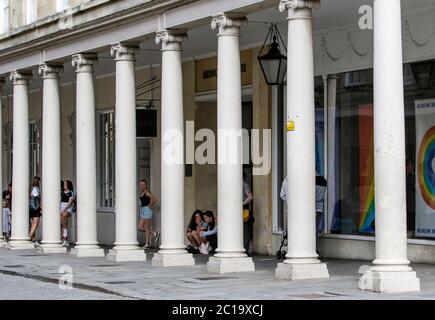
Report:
60,180,75,247
138,179,159,249
29,176,42,246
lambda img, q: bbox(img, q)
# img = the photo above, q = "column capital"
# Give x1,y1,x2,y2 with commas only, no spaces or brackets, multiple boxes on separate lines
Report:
10,70,33,86
39,64,64,79
155,30,188,51
72,53,98,72
111,42,140,61
211,13,247,36
279,0,321,11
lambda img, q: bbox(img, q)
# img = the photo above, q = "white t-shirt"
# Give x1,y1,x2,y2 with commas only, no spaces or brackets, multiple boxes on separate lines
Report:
280,178,288,202
31,186,40,198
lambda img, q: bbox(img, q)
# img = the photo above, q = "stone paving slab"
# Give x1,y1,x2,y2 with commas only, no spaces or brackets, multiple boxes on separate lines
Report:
1,247,435,300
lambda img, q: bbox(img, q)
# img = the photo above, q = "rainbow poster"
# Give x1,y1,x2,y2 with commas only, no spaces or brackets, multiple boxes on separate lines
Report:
358,104,375,233
415,99,435,238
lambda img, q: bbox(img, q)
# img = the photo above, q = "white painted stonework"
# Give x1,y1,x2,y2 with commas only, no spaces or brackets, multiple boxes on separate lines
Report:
8,71,34,250
40,64,67,255
151,30,195,268
275,0,329,281
358,0,420,293
70,54,105,258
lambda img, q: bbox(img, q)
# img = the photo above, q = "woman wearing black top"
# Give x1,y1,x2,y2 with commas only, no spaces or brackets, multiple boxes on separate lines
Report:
138,179,159,249
60,180,75,247
29,176,41,246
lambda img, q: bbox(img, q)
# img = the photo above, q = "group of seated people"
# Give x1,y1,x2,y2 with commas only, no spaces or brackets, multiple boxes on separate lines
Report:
186,210,217,255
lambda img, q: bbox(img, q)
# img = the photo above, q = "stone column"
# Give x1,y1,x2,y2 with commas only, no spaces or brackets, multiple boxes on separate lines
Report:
70,54,105,257
0,78,4,247
107,43,146,262
206,14,255,274
359,0,420,293
152,30,195,267
38,64,67,254
275,0,329,280
8,71,34,250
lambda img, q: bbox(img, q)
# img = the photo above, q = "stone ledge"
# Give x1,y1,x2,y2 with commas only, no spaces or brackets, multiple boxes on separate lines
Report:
275,262,330,280
359,270,421,293
207,257,255,274
152,253,195,267
107,249,147,262
70,247,106,258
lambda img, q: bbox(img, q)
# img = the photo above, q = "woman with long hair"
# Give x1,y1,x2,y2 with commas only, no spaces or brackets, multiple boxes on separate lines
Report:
186,210,204,250
199,210,217,254
138,179,159,249
60,180,75,247
29,176,42,246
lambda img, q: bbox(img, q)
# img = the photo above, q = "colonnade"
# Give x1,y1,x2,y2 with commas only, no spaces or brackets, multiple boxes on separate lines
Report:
0,0,420,293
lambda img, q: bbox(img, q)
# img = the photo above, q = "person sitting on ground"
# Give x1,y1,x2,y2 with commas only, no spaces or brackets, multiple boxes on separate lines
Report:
186,210,204,251
199,210,217,255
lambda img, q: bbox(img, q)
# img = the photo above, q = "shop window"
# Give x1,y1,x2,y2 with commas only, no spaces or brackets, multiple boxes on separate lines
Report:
327,69,374,236
405,59,435,239
29,120,42,179
326,60,435,240
97,111,115,209
97,110,152,210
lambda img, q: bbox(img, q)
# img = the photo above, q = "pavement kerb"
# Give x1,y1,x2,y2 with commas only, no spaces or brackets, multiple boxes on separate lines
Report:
0,267,140,300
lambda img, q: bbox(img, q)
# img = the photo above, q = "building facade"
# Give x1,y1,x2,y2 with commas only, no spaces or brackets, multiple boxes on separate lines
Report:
0,0,435,292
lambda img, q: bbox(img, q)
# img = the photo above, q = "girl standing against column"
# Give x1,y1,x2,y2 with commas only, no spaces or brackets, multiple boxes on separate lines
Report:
138,179,159,249
29,176,42,246
60,180,75,247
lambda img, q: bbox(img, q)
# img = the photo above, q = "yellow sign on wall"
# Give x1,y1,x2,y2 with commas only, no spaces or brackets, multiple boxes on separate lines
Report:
287,121,295,132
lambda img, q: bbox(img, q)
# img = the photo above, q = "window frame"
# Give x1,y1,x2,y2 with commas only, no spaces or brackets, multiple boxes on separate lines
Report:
0,0,9,35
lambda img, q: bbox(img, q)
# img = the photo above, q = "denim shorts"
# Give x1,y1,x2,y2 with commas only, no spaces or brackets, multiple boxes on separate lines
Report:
140,206,153,219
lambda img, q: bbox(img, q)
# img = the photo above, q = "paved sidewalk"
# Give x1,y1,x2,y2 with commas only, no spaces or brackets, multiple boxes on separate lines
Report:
0,246,435,300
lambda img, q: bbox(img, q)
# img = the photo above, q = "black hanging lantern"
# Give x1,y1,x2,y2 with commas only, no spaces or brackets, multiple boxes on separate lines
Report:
410,60,435,90
257,24,287,86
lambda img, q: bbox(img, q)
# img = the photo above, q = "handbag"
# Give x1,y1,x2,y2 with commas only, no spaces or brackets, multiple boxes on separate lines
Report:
243,209,250,223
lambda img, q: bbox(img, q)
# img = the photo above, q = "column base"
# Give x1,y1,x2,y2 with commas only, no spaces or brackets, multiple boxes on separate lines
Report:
359,269,420,293
207,256,255,274
152,252,195,267
275,262,330,280
40,244,67,254
107,249,147,262
8,240,35,250
70,246,105,258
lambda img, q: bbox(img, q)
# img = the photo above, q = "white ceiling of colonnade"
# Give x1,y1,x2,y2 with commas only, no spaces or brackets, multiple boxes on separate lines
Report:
12,0,435,91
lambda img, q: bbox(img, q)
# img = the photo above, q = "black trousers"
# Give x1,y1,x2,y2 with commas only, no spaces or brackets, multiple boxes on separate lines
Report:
243,223,253,255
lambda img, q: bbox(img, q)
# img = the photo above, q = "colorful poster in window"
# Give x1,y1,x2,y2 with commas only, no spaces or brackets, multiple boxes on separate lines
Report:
358,104,375,233
415,99,435,238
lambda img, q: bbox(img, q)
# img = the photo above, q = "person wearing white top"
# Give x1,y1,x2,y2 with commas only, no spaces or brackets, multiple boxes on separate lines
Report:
29,176,42,246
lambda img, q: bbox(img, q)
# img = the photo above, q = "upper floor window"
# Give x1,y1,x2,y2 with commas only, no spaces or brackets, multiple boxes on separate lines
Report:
26,0,37,25
0,0,9,34
56,0,69,12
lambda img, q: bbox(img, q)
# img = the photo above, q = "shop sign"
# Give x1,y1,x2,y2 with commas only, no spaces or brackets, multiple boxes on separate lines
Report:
195,49,252,93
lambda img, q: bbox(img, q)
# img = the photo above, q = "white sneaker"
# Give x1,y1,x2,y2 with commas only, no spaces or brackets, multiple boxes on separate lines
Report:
205,242,211,252
62,240,69,247
199,243,209,255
